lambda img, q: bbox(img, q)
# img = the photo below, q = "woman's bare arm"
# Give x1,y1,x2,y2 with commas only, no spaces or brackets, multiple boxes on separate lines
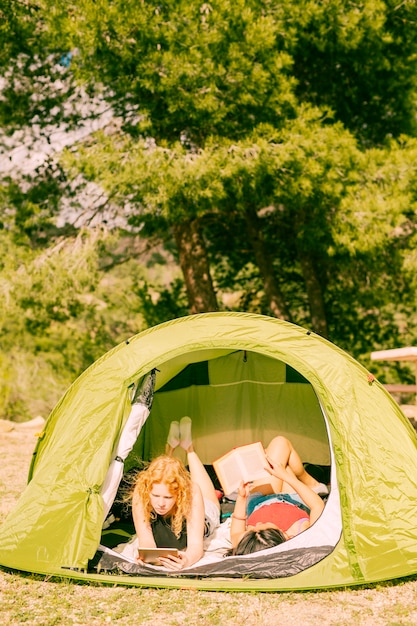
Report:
183,482,205,564
265,459,324,525
230,482,250,547
132,491,157,549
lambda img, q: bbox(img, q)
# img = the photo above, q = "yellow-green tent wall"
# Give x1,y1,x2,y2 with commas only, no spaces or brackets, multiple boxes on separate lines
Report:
1,312,417,591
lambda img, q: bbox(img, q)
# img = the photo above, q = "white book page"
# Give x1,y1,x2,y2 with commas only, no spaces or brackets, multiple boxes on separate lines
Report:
237,443,270,483
219,452,242,494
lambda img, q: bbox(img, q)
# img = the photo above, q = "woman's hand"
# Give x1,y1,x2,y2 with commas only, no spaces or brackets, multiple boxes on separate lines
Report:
265,457,289,481
237,481,251,499
158,551,189,571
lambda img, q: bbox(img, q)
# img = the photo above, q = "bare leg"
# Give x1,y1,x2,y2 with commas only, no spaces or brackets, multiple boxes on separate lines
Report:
165,443,175,456
265,436,320,494
168,416,220,510
186,446,220,511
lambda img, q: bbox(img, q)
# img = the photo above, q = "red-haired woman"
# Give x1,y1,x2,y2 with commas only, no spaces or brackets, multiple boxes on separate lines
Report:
132,417,220,570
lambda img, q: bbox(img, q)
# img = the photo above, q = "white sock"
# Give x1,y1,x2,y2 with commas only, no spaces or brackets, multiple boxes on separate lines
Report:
167,421,180,448
312,482,329,495
179,416,192,451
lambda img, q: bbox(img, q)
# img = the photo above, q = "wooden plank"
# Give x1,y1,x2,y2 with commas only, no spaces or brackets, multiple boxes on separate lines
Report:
371,347,417,362
383,384,417,393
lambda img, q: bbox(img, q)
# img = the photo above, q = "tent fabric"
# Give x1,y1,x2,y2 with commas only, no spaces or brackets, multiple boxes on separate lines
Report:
129,350,330,469
1,312,417,591
100,369,156,520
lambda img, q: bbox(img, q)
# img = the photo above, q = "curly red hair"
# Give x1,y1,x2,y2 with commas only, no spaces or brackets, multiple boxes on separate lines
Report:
133,455,192,538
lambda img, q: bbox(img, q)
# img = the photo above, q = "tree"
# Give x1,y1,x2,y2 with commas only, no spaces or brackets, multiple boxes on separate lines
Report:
43,0,417,144
40,0,416,322
291,0,417,145
2,0,417,371
62,113,363,334
328,135,417,356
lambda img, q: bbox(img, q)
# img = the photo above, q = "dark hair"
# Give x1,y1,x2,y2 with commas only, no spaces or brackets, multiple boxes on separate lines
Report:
225,528,286,556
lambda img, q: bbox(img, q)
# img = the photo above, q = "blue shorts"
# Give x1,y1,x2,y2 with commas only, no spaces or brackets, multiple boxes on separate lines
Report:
247,492,310,517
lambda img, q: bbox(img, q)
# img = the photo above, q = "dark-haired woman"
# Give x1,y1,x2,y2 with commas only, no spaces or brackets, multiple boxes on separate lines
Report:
228,436,326,556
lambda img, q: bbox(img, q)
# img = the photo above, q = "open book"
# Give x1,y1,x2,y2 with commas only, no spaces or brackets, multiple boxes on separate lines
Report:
213,441,273,496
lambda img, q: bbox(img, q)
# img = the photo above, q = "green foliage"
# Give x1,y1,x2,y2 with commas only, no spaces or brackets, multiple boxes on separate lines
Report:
39,0,417,145
291,0,417,144
2,0,417,417
0,229,100,417
0,217,192,419
0,170,74,247
0,1,42,67
46,0,298,142
135,278,189,328
63,107,417,342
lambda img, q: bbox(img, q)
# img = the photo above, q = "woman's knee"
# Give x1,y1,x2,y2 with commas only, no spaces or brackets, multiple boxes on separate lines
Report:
265,435,292,458
267,435,291,449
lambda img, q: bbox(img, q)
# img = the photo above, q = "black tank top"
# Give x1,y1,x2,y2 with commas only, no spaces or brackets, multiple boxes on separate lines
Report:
151,514,187,549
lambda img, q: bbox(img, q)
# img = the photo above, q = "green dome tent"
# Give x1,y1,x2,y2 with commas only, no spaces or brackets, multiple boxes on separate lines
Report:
1,312,417,591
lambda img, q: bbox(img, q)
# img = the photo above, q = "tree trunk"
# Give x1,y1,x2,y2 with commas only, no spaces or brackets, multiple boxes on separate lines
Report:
245,206,291,320
298,251,329,338
172,218,218,314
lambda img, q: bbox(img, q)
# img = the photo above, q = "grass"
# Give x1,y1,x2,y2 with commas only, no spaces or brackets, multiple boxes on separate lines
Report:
2,428,417,625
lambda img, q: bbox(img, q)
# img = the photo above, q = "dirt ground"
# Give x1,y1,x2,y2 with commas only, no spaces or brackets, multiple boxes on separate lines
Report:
0,422,41,524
